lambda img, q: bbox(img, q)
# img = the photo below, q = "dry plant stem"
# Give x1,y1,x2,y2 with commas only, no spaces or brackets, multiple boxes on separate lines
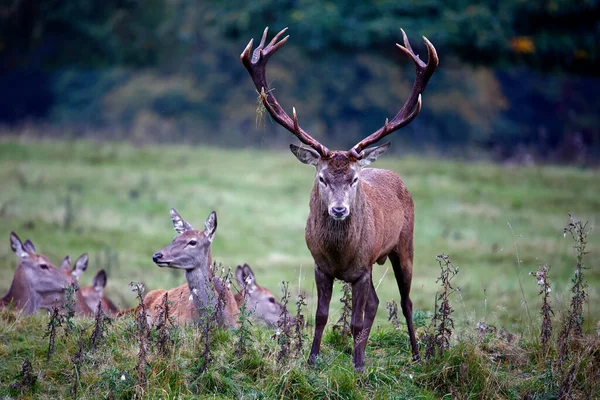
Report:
507,222,533,339
529,264,553,352
294,292,307,357
277,281,292,363
45,306,63,360
130,282,149,388
89,301,111,353
155,293,173,357
386,300,400,330
335,282,352,339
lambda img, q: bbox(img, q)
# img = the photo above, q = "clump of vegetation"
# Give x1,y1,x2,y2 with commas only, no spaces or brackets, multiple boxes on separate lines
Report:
44,306,63,360
153,293,174,356
530,263,553,353
276,281,293,364
294,292,307,358
333,282,352,341
423,254,460,359
386,300,400,330
130,281,149,390
9,359,37,395
63,282,79,335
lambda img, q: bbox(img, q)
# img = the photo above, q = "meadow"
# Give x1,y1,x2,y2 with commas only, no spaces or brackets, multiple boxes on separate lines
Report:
0,137,597,328
0,137,598,398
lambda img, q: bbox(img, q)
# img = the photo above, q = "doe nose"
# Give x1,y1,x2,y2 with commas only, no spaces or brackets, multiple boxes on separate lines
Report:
152,252,163,263
332,206,347,217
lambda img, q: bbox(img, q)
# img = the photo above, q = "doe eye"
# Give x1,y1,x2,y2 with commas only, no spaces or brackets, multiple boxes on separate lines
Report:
188,240,197,246
352,177,359,184
319,176,326,184
269,297,276,303
39,264,48,270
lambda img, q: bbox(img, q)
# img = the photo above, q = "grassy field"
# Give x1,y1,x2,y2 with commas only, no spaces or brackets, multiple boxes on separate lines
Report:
0,137,598,331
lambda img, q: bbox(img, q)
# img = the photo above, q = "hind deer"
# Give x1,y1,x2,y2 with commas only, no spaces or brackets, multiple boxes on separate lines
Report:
2,232,73,314
146,209,294,327
60,255,119,316
148,209,239,327
241,27,438,370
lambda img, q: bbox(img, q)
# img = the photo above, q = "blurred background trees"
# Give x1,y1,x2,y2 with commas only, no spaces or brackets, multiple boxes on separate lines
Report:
1,0,598,163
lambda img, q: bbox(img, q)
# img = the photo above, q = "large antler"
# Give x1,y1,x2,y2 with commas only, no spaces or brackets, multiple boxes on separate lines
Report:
350,29,438,158
241,27,330,157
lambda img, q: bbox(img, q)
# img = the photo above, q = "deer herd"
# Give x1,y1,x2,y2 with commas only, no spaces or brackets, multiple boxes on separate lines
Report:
1,27,437,371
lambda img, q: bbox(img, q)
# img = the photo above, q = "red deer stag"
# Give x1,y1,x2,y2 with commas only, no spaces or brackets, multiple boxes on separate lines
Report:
150,209,239,327
241,27,438,370
1,232,71,314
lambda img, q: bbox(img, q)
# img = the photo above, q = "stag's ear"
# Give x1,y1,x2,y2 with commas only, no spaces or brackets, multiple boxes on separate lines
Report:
92,270,107,290
23,239,37,254
10,232,29,259
290,144,321,166
72,253,88,280
357,142,391,167
170,208,193,234
204,211,217,242
60,256,71,272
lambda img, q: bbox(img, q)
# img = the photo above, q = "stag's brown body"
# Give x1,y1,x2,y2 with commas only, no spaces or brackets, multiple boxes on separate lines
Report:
241,27,437,370
307,166,413,282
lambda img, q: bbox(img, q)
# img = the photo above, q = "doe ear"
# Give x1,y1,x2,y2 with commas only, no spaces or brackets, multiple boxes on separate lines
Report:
60,256,72,272
10,232,28,259
357,142,391,167
290,144,321,166
23,239,37,254
204,211,217,242
236,264,256,291
92,270,108,290
170,208,194,234
72,253,89,280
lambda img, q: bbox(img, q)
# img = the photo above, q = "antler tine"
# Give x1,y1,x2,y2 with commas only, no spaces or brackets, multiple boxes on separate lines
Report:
350,30,438,157
241,27,329,157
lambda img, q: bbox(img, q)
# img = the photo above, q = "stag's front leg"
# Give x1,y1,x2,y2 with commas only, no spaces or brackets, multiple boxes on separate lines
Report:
351,272,373,372
308,265,333,365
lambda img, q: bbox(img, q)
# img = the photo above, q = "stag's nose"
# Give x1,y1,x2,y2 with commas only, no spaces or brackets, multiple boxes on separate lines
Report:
331,206,348,219
152,252,163,263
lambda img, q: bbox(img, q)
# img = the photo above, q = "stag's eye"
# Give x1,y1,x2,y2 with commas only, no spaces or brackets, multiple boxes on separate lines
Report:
269,297,276,303
188,240,197,246
351,177,359,185
39,264,48,270
319,176,326,185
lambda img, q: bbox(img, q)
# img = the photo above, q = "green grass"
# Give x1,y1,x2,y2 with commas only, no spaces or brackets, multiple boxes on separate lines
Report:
0,137,598,331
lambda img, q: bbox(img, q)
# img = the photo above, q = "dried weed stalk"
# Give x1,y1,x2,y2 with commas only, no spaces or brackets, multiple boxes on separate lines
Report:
44,305,63,360
294,292,307,358
334,282,352,339
130,282,149,389
89,301,111,353
529,264,554,351
276,281,293,363
9,359,37,393
386,300,400,330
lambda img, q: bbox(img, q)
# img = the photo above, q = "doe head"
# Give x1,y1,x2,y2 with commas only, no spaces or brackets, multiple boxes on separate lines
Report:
152,209,217,271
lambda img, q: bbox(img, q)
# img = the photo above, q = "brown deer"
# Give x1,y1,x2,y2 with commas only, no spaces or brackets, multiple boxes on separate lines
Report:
149,209,239,328
60,255,119,316
241,27,438,370
1,232,71,314
235,263,295,327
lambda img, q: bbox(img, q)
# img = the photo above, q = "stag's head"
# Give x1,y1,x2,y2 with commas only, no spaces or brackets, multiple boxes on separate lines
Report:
152,209,217,272
290,144,390,220
9,232,71,309
241,27,438,221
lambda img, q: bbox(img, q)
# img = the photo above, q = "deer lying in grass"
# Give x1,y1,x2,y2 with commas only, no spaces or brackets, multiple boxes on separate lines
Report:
242,27,438,370
1,232,72,314
149,209,239,327
144,210,294,327
61,255,120,316
1,232,116,316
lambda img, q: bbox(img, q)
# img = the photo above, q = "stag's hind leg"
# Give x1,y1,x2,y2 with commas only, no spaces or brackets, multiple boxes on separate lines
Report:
389,244,419,360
